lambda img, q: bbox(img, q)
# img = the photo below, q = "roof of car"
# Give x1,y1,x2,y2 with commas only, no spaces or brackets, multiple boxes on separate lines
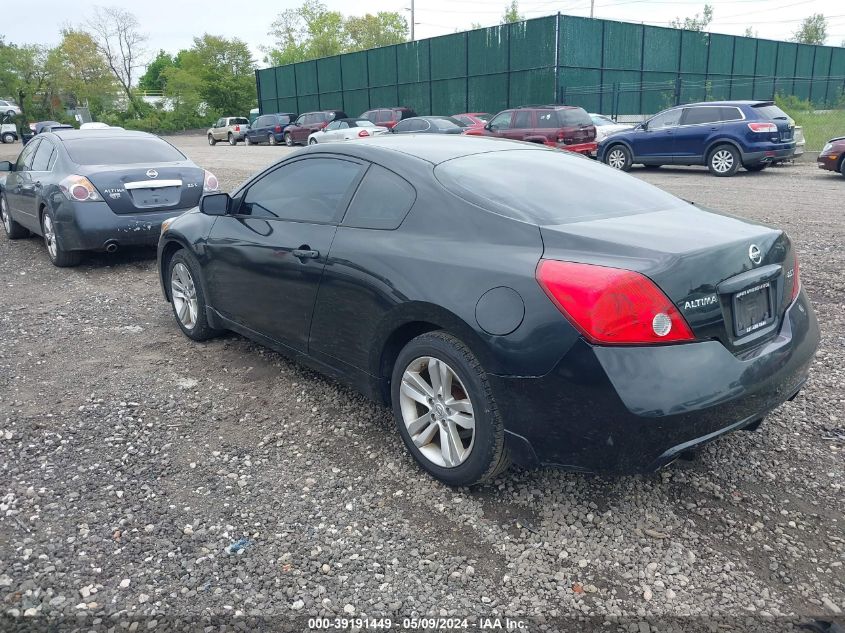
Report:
336,118,370,124
50,129,156,141
682,100,773,107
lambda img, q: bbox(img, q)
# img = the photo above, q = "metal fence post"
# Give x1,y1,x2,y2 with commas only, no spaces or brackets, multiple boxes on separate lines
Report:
674,76,681,106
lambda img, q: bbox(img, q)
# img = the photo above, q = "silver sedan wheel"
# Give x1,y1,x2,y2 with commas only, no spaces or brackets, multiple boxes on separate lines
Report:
1,197,10,234
399,356,475,468
42,214,57,259
711,149,735,173
170,263,199,330
607,148,627,169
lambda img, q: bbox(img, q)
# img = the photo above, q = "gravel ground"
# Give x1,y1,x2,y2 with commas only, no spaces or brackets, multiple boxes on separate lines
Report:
0,136,842,631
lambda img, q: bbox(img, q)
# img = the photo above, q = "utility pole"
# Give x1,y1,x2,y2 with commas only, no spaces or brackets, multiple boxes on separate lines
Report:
410,0,415,41
590,0,594,18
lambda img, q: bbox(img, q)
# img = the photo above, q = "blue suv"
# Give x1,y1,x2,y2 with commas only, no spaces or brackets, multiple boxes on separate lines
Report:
597,101,795,176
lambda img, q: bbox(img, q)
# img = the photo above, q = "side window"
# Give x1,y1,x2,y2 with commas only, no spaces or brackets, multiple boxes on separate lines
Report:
536,111,558,128
215,118,225,127
682,107,722,126
295,115,305,126
255,116,266,127
393,120,413,133
377,110,392,123
342,164,416,230
454,115,469,125
31,140,54,171
649,109,682,130
337,122,349,129
363,111,376,123
720,107,743,122
490,111,512,130
513,110,533,128
414,120,430,132
239,158,363,224
16,139,40,171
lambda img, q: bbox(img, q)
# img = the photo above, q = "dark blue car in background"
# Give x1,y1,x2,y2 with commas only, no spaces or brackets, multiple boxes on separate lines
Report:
598,100,795,176
244,112,296,146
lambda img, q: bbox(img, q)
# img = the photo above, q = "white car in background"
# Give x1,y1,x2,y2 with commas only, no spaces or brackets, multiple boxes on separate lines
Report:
589,113,634,143
0,100,21,117
308,118,388,144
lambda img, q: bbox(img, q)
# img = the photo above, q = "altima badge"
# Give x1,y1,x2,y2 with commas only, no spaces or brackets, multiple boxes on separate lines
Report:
748,244,762,265
146,169,158,179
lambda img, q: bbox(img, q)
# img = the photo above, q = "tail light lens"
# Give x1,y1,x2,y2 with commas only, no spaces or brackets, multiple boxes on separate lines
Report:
536,260,695,345
748,122,778,133
59,175,102,202
790,253,801,302
274,124,282,133
234,125,240,132
203,170,219,193
358,129,370,137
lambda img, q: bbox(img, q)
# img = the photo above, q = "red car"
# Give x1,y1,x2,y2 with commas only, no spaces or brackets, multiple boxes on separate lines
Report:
284,110,347,146
452,112,492,131
360,107,417,129
817,136,845,176
464,105,597,155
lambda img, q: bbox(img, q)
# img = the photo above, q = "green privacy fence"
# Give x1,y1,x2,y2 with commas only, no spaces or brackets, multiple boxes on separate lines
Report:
256,14,845,118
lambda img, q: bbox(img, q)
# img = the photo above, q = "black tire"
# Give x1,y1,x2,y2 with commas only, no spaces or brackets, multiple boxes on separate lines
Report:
228,132,237,146
390,331,510,486
41,208,81,267
284,132,294,147
744,163,767,172
207,134,216,146
5,110,14,117
707,144,740,177
245,135,253,146
167,250,224,342
1,132,15,144
838,157,845,177
309,138,317,145
1,193,28,239
642,164,661,169
268,133,277,146
604,144,632,171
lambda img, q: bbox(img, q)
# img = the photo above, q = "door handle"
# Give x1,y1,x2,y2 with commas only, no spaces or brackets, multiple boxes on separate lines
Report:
292,247,319,260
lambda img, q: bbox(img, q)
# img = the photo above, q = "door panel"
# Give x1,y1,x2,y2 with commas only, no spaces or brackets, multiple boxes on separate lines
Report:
6,138,41,229
674,107,724,162
631,108,684,163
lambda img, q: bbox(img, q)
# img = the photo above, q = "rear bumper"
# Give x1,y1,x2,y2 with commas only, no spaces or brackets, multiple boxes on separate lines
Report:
492,290,819,473
552,141,597,155
53,199,189,251
741,144,795,165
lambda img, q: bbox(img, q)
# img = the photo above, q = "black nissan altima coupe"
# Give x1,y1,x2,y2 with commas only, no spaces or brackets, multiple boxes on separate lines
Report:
157,135,819,486
0,129,218,266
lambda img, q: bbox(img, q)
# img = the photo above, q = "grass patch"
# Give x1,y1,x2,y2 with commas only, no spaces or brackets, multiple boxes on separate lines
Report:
775,94,845,151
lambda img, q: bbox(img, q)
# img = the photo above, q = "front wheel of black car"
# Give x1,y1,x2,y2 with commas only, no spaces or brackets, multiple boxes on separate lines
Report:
604,145,632,171
41,209,81,267
268,134,277,146
744,163,767,172
1,194,28,239
391,332,509,486
708,145,740,177
167,250,223,342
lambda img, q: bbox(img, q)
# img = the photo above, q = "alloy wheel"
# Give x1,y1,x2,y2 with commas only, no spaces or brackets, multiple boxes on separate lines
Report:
170,262,199,330
607,148,627,169
42,214,57,259
399,356,475,468
1,197,10,234
711,149,734,173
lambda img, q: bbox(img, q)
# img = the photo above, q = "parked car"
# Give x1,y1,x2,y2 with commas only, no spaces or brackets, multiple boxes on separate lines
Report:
589,113,634,144
33,121,74,135
360,107,417,129
0,129,218,267
308,118,389,144
817,136,845,176
79,122,113,130
0,99,21,117
284,110,348,146
207,116,250,146
464,105,597,156
245,113,296,146
1,115,18,144
452,112,492,131
598,100,796,176
156,135,818,486
391,116,467,135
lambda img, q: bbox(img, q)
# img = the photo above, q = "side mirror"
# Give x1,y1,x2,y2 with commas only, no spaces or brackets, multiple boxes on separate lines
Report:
200,192,231,216
0,160,13,171
484,122,492,131
639,122,648,131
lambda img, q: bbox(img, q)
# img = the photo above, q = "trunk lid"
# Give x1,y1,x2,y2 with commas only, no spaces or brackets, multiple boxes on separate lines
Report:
540,207,794,351
86,165,204,215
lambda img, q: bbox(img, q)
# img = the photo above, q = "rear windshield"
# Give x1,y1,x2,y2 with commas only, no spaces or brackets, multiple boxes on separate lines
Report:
64,137,186,165
355,120,375,127
435,149,685,224
557,108,593,127
753,104,789,120
230,118,249,125
275,115,291,124
432,117,466,130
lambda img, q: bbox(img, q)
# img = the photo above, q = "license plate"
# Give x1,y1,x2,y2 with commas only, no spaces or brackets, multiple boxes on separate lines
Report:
129,187,180,208
732,281,774,337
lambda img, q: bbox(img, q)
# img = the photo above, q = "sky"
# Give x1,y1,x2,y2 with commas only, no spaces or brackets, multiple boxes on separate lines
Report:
4,0,844,71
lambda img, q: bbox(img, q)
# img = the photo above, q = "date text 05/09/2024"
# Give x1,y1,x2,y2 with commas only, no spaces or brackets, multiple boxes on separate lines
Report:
307,617,529,630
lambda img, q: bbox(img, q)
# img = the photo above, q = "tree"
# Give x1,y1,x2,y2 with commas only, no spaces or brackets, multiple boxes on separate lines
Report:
0,44,57,123
502,0,523,24
85,6,147,115
791,14,827,45
179,35,255,115
265,0,345,66
139,50,175,93
345,13,408,51
48,29,115,115
743,27,757,38
669,4,713,31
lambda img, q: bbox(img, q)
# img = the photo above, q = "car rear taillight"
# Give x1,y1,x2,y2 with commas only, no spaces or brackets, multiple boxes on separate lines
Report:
536,260,695,345
556,129,570,144
790,253,801,302
203,170,219,193
274,124,282,133
358,129,370,137
234,125,240,132
59,175,102,202
748,122,778,133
